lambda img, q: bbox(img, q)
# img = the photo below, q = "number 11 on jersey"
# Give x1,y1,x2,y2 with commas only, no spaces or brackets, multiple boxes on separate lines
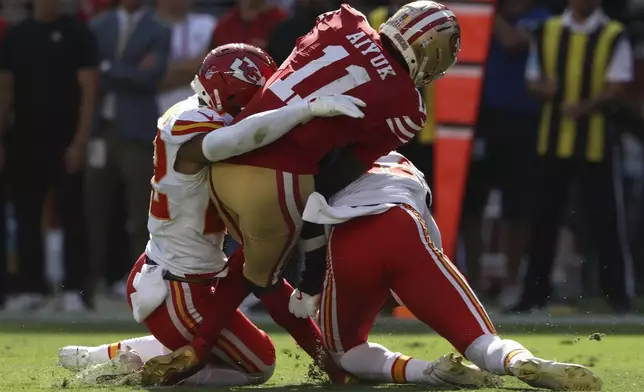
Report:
268,45,371,104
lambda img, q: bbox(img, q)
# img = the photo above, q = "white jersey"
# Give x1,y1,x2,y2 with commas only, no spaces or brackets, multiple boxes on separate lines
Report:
303,151,435,236
145,95,233,276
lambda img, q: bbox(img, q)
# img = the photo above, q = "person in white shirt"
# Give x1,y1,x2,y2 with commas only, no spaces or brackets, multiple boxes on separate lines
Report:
515,0,636,314
157,0,217,114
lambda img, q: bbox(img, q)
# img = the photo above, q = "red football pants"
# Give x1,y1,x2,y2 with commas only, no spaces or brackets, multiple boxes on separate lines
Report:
319,204,497,355
126,253,275,374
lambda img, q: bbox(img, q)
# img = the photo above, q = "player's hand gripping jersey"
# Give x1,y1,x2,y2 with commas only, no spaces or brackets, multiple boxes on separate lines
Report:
146,95,232,276
226,4,427,174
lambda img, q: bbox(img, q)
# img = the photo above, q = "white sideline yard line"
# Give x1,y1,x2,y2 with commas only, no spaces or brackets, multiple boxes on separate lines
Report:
1,311,643,326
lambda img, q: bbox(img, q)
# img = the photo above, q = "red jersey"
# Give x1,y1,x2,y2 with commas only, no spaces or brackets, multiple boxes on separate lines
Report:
226,4,427,174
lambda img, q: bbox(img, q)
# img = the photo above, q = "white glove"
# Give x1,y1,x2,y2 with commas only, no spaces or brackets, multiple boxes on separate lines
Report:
307,94,366,119
288,289,321,319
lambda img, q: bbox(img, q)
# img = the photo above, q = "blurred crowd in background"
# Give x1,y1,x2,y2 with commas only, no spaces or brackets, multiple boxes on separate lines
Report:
0,0,643,317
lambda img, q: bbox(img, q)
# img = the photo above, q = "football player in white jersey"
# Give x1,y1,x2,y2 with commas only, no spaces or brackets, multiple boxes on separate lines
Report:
57,43,366,387
288,152,602,391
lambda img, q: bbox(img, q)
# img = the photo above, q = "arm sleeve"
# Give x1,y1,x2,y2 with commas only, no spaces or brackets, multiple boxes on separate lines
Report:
108,24,172,91
297,146,370,295
297,227,328,296
606,36,634,83
201,99,314,162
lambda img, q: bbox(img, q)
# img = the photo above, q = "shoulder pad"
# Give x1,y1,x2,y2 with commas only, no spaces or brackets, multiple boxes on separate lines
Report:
159,98,226,140
342,3,369,23
317,9,338,22
169,108,225,136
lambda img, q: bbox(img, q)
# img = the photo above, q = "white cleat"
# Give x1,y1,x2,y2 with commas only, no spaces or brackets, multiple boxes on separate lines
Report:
73,347,144,386
58,346,93,370
425,353,503,388
510,357,602,391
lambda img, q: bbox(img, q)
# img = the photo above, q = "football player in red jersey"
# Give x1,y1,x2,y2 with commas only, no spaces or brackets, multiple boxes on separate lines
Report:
288,153,602,391
142,1,462,385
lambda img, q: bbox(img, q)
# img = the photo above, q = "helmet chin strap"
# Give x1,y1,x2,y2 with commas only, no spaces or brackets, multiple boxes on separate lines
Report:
191,76,220,109
213,88,223,111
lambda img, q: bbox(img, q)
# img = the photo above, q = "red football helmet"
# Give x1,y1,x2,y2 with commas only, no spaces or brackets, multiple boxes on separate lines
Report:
191,43,278,115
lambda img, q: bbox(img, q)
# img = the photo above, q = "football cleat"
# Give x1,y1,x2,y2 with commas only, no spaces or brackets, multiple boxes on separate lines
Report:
510,357,602,391
141,345,204,386
72,347,144,386
425,353,503,388
58,346,93,370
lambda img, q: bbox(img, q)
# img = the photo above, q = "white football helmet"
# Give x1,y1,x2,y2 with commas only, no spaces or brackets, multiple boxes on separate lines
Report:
380,1,461,87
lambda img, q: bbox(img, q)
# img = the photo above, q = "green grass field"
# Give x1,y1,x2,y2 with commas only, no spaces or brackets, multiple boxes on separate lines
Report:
1,322,643,392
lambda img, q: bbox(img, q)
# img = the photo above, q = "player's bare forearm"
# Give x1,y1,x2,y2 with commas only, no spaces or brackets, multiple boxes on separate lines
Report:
176,134,211,170
74,67,98,146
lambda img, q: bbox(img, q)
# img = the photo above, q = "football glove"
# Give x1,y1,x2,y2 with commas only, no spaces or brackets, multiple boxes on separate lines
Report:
288,289,320,319
307,94,366,119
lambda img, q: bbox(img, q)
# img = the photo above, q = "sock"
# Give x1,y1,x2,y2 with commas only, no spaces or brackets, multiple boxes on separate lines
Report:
340,342,430,384
464,334,533,375
184,364,275,386
259,278,324,359
90,335,170,364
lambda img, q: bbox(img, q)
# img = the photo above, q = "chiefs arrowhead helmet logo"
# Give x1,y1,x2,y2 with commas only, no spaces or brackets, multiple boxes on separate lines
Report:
229,57,266,87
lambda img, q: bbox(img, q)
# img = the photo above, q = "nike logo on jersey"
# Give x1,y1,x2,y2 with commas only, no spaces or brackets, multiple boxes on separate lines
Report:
198,111,215,122
346,31,397,80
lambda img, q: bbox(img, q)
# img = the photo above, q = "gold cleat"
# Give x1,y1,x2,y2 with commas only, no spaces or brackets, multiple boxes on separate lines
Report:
141,345,204,386
510,358,602,391
429,353,504,388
